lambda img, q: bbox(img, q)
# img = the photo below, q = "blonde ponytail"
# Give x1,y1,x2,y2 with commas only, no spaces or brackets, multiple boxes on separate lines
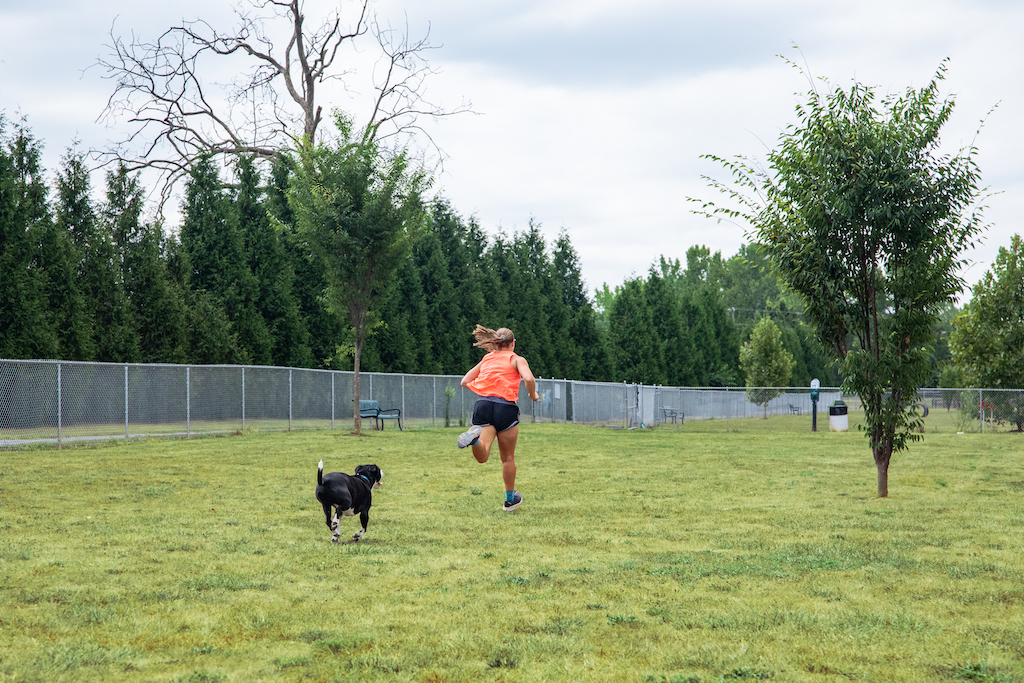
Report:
471,324,515,352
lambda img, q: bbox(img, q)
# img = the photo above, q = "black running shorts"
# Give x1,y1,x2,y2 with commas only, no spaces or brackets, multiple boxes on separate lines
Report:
471,399,521,433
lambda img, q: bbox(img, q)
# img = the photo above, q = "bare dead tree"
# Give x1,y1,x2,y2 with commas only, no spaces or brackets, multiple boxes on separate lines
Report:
94,0,468,211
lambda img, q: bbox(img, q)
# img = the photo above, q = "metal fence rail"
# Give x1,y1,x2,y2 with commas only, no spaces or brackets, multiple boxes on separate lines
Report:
2,359,1021,446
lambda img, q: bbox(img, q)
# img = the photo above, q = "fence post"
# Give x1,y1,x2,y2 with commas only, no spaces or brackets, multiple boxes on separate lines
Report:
57,363,62,450
241,367,246,432
533,378,538,423
402,374,405,429
186,366,191,438
331,372,335,431
979,388,984,433
725,386,729,431
288,368,293,431
125,364,129,439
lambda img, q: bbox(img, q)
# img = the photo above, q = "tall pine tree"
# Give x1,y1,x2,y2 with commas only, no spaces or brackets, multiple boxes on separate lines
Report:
0,118,59,359
180,157,271,364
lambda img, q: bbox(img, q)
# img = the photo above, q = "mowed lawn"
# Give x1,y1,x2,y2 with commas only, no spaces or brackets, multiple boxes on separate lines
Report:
1,423,1022,682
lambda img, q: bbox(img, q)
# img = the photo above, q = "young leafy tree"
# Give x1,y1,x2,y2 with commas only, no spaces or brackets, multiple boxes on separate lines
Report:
697,62,985,496
740,316,795,417
289,112,428,433
950,234,1024,429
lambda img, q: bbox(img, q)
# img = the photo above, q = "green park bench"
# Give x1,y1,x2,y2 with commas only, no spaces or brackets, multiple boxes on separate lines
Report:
359,400,403,431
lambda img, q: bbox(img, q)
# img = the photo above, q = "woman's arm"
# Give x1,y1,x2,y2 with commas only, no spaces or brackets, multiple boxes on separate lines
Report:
460,360,484,389
514,356,540,401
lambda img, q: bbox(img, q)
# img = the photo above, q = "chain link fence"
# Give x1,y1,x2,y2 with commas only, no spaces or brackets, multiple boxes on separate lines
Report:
2,359,1021,446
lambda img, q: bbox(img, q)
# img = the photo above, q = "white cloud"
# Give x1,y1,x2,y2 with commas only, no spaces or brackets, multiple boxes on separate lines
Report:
1,0,1020,297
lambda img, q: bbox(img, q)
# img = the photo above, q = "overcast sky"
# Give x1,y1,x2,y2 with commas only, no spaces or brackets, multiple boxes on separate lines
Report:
2,0,1021,298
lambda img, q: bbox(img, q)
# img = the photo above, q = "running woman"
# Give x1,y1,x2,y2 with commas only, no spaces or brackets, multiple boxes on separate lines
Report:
458,324,539,511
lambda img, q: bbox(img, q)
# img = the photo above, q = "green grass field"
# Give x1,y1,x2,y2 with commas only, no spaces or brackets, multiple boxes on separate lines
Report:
2,424,1022,682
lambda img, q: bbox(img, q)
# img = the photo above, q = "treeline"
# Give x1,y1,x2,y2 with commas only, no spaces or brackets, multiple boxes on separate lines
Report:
600,246,841,388
2,119,852,385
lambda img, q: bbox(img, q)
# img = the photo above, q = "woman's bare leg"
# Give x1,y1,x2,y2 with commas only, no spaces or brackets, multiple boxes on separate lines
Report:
496,425,519,492
471,426,498,463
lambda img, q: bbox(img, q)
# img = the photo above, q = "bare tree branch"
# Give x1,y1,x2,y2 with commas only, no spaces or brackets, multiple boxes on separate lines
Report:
92,0,468,214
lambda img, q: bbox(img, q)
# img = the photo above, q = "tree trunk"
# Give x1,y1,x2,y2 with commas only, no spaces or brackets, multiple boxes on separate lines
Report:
874,450,890,498
352,324,363,435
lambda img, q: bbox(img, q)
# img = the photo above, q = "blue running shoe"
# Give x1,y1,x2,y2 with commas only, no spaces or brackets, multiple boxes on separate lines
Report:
457,425,482,449
503,491,522,512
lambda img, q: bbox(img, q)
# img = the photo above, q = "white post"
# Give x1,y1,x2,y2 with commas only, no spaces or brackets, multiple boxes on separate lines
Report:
186,366,191,438
125,364,129,438
241,367,246,432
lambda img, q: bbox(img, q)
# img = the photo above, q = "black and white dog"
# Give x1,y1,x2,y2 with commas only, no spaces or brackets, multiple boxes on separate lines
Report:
316,460,383,543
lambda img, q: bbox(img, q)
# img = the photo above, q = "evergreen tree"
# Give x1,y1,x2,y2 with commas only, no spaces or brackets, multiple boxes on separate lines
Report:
609,277,663,384
267,153,343,368
165,229,244,364
19,127,84,360
699,288,740,386
480,233,514,338
180,157,271,364
553,231,609,381
506,224,554,376
0,118,59,359
645,266,693,386
676,287,712,386
56,148,138,362
368,257,430,373
431,199,486,373
234,156,312,367
415,230,464,374
533,226,574,379
103,164,189,363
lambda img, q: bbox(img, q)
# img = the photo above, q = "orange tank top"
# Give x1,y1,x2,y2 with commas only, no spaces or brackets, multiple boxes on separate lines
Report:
467,349,522,402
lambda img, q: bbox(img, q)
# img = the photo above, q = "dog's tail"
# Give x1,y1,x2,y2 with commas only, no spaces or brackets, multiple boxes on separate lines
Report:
318,459,324,486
